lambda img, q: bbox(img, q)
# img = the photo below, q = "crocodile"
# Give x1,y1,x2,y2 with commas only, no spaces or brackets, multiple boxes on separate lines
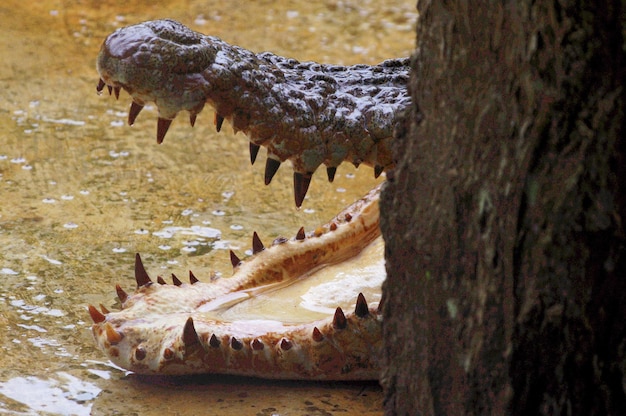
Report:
89,19,410,380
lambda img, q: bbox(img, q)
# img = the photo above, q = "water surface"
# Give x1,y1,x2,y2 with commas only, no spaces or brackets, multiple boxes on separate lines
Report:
0,1,416,414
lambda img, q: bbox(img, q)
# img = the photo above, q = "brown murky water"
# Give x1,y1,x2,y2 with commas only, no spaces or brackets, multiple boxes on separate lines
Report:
0,1,416,414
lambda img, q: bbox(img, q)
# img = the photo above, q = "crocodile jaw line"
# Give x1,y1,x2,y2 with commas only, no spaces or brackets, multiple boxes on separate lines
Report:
91,186,384,379
96,19,410,205
90,19,406,380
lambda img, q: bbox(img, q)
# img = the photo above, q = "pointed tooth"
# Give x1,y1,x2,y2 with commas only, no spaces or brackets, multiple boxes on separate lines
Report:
229,250,241,268
134,253,152,287
264,157,281,185
280,338,293,351
96,78,105,93
377,293,385,314
135,347,147,361
99,304,110,314
312,326,324,342
355,292,369,318
249,142,260,165
326,166,337,182
209,334,221,348
156,118,173,144
252,231,265,254
157,276,166,285
128,101,144,126
189,113,197,127
294,172,312,208
252,338,264,350
333,307,347,329
189,271,199,284
230,337,243,350
107,85,113,95
214,113,224,132
115,284,128,303
374,165,384,178
163,348,174,360
296,227,306,241
105,323,123,344
182,317,200,347
88,305,106,323
171,273,182,286
113,86,121,100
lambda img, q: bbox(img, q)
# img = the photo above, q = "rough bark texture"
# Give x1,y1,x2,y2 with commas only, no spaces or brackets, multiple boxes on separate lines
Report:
380,1,626,415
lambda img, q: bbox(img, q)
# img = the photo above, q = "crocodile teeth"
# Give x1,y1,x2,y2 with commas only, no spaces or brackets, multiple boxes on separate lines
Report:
128,101,144,126
135,347,146,361
107,85,113,95
333,307,347,329
229,250,242,268
156,118,173,144
113,86,121,100
214,113,224,132
252,231,265,254
295,226,306,241
105,323,123,344
96,78,105,93
189,113,197,127
163,347,174,360
355,292,369,318
374,165,384,178
209,334,221,348
88,305,106,323
249,142,260,165
312,326,324,342
326,166,337,183
294,172,312,208
182,317,200,348
134,253,152,287
115,284,128,303
189,270,199,284
280,338,293,351
264,156,281,185
252,338,264,350
171,273,182,286
157,276,166,285
230,337,243,350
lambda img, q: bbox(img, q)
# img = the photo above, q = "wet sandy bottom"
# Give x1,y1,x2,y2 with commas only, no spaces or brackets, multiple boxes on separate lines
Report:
0,0,416,414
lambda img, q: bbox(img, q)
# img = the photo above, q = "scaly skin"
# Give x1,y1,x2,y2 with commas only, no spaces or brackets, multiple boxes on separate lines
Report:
96,19,410,206
91,19,408,380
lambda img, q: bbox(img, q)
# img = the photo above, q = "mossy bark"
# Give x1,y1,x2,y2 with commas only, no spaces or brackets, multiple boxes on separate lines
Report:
379,1,626,414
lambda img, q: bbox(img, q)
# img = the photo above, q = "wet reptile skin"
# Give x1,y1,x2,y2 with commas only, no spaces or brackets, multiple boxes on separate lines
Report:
96,19,410,192
91,19,410,380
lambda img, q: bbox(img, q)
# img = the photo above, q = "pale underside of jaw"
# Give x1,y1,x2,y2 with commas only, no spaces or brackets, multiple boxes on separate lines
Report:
176,236,384,324
90,19,391,380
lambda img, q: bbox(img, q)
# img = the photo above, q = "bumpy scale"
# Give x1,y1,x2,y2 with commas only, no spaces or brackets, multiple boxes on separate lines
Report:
91,19,408,380
95,19,410,206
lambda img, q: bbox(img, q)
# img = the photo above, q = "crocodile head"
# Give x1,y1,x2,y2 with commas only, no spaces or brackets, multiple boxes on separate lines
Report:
89,19,409,380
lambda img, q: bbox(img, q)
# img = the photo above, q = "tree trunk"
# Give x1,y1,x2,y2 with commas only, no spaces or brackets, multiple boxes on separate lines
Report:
379,1,625,414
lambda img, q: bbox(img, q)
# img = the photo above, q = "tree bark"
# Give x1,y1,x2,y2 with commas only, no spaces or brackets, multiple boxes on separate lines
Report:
380,1,626,414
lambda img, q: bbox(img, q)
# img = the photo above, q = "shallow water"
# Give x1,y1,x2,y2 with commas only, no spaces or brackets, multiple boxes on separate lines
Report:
0,1,416,414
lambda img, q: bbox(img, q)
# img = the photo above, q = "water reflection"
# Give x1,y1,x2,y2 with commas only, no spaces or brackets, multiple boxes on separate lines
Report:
0,0,416,413
0,374,99,415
